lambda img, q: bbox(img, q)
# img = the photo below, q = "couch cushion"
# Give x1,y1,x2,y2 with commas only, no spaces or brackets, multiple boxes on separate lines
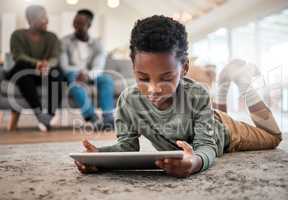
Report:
105,58,136,95
0,80,101,110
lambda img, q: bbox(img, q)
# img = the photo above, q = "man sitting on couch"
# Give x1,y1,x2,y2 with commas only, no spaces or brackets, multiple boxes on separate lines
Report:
61,9,115,130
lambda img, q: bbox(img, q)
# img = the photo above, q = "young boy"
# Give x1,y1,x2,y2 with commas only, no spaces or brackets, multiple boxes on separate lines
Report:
75,15,282,177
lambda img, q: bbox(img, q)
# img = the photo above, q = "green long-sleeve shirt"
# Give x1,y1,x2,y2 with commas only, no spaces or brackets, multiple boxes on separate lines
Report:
10,29,61,67
98,77,230,171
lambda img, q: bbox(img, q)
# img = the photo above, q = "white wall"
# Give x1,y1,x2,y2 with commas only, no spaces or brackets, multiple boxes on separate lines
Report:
187,0,288,42
0,0,140,53
1,13,16,59
99,5,139,51
1,0,288,53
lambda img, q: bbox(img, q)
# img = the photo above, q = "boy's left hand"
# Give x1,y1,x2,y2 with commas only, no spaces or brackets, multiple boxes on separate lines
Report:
155,141,202,178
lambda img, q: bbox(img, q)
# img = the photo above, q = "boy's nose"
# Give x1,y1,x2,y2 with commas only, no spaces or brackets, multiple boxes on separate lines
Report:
148,83,162,94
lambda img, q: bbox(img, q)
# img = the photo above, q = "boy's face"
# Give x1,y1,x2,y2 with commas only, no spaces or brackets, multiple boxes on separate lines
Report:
133,52,188,109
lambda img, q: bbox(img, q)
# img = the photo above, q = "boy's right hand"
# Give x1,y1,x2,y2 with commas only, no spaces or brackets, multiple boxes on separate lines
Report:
74,139,99,174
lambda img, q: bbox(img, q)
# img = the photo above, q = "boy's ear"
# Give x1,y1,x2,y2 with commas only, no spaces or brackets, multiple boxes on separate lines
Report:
181,59,189,76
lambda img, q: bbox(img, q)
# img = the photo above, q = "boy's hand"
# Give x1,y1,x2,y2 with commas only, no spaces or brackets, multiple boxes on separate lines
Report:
74,139,99,174
155,141,203,178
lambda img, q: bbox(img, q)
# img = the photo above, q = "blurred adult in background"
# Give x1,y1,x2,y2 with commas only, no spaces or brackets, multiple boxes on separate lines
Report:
61,9,115,130
7,5,64,132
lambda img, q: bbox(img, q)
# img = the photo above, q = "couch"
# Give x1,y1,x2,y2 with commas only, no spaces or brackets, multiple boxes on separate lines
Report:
0,53,135,130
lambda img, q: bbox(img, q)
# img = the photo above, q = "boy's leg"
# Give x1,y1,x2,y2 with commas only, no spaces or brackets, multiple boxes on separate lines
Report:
248,101,281,137
216,109,281,152
65,71,97,122
230,60,281,135
215,59,281,152
213,61,236,112
213,59,262,113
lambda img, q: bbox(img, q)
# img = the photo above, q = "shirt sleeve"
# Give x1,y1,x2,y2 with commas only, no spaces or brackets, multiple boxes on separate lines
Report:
10,31,38,66
97,92,140,152
191,87,218,171
47,35,61,67
60,37,79,72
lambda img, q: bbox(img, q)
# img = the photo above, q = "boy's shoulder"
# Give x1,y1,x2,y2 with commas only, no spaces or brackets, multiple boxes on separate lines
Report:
181,77,210,96
180,77,211,112
116,84,143,111
118,84,141,101
119,78,210,103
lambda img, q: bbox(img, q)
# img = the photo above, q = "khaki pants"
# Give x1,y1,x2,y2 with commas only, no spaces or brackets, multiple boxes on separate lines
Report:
214,110,282,153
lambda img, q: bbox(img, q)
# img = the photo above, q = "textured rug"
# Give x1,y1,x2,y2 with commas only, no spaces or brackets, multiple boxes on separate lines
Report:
0,137,287,200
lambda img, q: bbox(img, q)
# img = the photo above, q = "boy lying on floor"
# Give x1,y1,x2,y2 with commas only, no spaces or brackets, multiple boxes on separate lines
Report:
75,15,282,177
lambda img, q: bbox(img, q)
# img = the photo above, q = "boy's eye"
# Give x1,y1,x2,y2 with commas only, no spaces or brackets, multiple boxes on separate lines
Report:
162,78,173,82
161,77,174,82
138,78,149,82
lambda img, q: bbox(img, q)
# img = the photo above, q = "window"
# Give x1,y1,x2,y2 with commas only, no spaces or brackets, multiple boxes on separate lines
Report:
231,22,256,63
191,28,229,69
208,28,229,69
258,9,288,84
190,8,288,130
191,38,209,65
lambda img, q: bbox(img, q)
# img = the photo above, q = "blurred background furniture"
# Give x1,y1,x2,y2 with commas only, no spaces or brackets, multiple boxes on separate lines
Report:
0,52,135,131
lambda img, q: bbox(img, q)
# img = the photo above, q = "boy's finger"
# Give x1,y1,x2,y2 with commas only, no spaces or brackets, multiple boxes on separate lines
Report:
83,139,97,152
163,163,177,174
155,160,164,169
176,140,192,151
156,160,180,174
164,159,181,168
86,165,98,173
75,161,86,173
162,163,189,177
75,160,83,168
176,141,193,153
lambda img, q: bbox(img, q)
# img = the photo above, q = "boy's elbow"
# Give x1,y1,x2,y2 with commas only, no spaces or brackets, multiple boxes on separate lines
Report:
128,144,140,152
119,142,140,152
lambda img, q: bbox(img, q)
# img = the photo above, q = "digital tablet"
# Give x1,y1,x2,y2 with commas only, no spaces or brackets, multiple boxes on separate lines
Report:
70,151,184,170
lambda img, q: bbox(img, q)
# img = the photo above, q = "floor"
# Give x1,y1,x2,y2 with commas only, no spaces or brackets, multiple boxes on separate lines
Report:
0,137,287,200
0,111,287,200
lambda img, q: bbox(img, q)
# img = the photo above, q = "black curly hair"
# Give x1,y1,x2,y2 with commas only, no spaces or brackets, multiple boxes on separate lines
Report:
130,15,188,64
